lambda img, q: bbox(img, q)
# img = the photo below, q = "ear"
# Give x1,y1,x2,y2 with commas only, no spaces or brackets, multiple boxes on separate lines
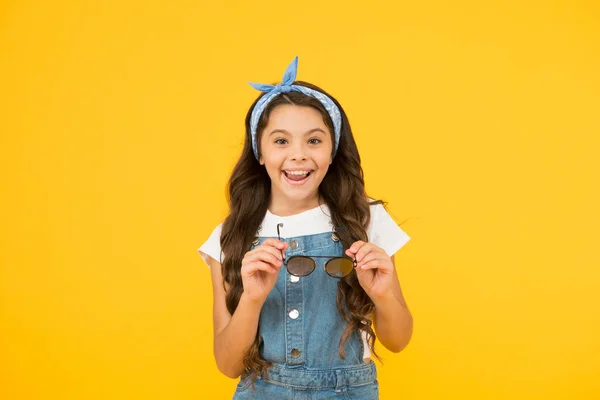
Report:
259,155,264,165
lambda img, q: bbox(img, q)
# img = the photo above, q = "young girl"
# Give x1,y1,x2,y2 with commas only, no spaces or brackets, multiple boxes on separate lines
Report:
198,56,412,399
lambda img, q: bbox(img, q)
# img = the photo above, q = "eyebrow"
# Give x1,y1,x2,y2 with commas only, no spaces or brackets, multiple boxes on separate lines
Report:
268,128,326,137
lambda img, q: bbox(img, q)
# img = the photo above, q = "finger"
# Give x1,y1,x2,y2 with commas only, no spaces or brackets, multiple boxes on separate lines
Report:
357,250,390,265
276,241,289,259
347,241,368,259
359,254,394,271
259,239,288,259
256,244,285,261
242,261,279,275
355,252,381,267
354,264,375,280
348,240,366,253
262,238,288,250
247,242,285,261
358,261,391,271
246,250,283,268
352,243,376,263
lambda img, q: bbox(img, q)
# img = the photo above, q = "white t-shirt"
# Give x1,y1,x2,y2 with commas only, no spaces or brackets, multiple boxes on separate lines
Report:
197,201,411,360
198,202,410,268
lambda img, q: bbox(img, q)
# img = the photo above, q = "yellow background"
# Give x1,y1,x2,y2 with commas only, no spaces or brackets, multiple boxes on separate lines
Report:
1,1,599,399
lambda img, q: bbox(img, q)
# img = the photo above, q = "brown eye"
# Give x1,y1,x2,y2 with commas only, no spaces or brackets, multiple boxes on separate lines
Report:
308,138,322,144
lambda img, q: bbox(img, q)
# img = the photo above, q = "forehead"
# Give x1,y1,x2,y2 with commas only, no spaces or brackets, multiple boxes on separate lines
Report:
264,104,329,134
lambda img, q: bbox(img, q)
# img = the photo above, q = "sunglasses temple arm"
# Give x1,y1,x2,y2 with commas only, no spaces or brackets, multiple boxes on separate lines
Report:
276,223,284,260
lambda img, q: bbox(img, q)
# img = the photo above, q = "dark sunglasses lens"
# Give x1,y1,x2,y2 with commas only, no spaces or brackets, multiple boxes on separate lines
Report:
325,258,354,278
287,256,315,277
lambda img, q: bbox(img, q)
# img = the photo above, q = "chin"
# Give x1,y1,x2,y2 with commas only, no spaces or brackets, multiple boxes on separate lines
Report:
275,186,319,202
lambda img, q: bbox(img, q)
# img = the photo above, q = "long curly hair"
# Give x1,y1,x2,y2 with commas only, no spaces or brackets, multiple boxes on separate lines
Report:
220,80,382,380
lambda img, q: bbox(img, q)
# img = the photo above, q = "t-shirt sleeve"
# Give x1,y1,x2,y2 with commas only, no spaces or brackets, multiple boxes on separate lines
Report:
367,203,411,256
197,223,224,269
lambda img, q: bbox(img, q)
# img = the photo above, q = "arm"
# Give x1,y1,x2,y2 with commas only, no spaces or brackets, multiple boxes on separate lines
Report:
209,256,263,378
208,238,288,378
347,243,414,353
371,255,413,352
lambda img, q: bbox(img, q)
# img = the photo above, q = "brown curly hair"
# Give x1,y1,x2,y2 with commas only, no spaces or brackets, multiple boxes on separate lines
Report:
219,81,383,381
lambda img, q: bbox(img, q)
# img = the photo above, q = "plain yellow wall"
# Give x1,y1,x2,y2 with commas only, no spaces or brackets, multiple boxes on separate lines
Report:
1,1,599,399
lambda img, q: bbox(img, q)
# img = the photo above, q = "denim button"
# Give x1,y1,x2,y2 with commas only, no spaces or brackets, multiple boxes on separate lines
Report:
290,348,301,358
290,275,300,283
288,309,299,319
289,240,299,249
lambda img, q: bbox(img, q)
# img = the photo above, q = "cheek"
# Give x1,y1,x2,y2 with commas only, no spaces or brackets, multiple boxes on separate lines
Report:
264,162,278,173
262,156,283,175
317,153,333,170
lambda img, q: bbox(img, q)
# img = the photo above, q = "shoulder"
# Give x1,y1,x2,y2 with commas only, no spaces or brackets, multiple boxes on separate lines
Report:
197,222,225,268
366,199,411,256
209,222,224,237
367,199,385,217
366,200,388,236
205,222,224,245
366,198,390,226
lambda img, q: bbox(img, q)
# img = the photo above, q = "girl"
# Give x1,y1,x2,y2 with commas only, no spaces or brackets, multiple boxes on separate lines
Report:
198,56,412,399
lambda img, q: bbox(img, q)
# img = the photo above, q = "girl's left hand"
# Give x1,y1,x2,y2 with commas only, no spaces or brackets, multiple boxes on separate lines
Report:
346,241,395,300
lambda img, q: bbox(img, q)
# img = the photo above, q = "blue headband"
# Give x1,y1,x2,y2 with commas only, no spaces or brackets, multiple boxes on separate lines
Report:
247,56,342,160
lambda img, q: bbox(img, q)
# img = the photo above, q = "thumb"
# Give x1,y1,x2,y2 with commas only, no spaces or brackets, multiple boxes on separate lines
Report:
354,265,371,287
280,241,289,258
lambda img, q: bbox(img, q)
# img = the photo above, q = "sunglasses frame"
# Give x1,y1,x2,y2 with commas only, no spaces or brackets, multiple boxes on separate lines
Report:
276,223,357,278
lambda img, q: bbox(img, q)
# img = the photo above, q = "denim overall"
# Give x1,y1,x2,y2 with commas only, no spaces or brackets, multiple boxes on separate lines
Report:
233,231,379,400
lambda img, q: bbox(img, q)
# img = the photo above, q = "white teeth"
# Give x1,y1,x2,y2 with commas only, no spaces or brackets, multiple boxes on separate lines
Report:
285,170,310,176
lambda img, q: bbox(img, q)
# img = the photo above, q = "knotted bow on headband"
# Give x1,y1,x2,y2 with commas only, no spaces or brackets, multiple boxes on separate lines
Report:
247,56,342,160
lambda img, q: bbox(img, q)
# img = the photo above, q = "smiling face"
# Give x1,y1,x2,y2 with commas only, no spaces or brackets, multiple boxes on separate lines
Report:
258,104,334,212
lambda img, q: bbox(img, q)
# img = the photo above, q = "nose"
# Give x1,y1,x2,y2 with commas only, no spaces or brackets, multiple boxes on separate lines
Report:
289,141,308,161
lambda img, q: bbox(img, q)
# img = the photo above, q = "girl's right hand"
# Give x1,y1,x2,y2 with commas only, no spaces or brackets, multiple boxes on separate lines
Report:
240,238,288,304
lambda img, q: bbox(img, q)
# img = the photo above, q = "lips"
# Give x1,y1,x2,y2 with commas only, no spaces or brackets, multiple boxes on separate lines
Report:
282,170,313,185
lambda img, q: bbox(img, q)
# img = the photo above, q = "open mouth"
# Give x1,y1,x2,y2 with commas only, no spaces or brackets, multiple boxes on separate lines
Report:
283,170,313,184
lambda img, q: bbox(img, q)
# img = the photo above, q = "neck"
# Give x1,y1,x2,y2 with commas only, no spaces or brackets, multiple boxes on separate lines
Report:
268,193,322,217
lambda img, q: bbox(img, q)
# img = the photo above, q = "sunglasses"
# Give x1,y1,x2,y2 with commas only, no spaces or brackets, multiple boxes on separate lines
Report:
277,223,357,278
